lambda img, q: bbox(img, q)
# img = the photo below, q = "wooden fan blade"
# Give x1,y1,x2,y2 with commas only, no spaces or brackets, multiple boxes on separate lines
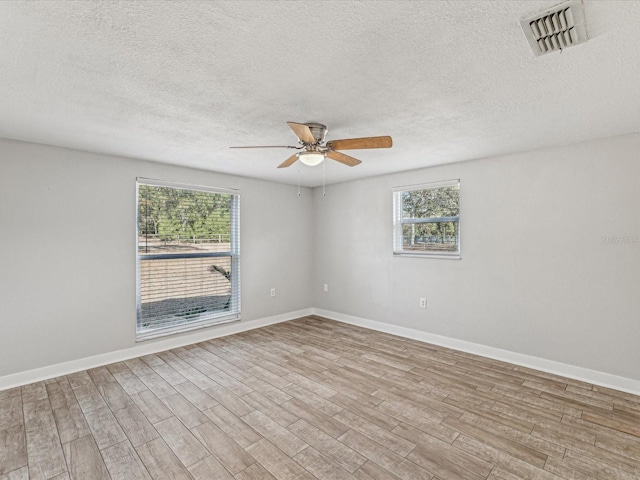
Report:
326,150,362,167
287,122,316,144
326,136,392,150
277,153,299,168
230,145,298,149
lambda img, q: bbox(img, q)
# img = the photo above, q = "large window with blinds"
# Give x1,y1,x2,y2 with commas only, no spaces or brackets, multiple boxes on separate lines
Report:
136,179,240,339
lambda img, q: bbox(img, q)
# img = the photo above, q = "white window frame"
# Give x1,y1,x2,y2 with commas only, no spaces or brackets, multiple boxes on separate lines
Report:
136,178,241,341
393,179,461,259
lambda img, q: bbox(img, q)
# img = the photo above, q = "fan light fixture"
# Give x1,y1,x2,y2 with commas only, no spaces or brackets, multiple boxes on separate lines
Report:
298,151,325,166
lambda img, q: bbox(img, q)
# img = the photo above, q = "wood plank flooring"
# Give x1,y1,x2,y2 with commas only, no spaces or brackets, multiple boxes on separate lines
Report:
1,316,640,479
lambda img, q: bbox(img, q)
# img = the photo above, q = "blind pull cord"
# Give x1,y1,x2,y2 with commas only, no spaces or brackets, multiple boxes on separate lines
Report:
323,159,326,197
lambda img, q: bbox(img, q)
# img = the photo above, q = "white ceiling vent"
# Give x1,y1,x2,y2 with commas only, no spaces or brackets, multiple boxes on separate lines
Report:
521,1,588,56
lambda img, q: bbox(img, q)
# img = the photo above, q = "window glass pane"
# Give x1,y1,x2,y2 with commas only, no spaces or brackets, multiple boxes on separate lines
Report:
393,181,460,256
138,256,233,333
138,185,232,255
401,222,459,253
401,186,459,219
137,182,239,337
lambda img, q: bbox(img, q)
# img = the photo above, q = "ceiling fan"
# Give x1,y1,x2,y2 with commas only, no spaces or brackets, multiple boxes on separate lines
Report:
230,122,392,168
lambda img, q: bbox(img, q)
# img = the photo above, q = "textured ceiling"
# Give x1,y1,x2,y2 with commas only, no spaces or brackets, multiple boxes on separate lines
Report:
1,1,639,187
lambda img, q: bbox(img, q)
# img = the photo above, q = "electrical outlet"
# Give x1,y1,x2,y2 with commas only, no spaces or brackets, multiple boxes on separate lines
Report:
419,298,427,309
270,288,276,297
323,284,328,292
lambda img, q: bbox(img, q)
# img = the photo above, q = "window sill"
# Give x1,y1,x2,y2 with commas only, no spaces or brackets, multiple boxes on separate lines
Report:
393,252,461,260
136,314,240,342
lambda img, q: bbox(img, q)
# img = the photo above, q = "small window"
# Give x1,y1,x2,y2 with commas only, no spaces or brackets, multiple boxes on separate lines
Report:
136,179,240,340
393,180,460,258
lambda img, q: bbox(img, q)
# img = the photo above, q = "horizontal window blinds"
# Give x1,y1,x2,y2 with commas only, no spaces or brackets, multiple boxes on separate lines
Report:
136,180,240,337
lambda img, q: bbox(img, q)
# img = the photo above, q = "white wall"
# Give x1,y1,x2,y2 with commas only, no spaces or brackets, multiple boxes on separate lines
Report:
0,139,314,378
313,133,640,381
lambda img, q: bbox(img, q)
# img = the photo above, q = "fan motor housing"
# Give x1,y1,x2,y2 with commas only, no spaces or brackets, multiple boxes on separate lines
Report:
305,123,328,144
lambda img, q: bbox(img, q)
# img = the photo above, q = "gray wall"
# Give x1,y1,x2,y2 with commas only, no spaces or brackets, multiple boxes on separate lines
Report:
313,133,640,381
2,133,639,383
0,139,314,377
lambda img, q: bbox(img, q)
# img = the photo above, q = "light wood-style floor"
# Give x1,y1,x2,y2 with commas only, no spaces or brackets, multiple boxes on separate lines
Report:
1,316,640,480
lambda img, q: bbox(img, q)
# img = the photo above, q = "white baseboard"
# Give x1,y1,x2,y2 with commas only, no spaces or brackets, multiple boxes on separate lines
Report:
4,306,640,397
0,308,312,391
312,308,640,397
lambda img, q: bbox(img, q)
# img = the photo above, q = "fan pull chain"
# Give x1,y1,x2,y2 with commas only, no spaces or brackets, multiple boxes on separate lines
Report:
297,169,301,197
322,159,326,196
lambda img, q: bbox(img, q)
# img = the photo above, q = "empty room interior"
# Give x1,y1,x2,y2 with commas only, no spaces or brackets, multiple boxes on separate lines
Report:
1,1,640,479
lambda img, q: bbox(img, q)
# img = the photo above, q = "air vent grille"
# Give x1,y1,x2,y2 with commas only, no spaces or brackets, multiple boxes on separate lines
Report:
521,1,587,56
